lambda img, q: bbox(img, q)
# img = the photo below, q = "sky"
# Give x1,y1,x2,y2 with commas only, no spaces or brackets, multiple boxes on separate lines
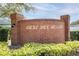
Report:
0,3,79,24
23,3,79,23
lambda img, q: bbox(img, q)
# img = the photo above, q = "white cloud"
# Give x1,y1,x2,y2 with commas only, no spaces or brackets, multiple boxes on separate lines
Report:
59,7,79,15
32,4,58,12
25,3,79,22
32,4,79,15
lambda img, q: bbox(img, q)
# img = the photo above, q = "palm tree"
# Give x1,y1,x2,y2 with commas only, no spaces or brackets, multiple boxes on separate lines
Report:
0,3,34,18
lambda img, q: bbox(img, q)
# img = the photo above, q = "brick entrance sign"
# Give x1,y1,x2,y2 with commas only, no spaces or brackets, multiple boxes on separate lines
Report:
10,13,70,45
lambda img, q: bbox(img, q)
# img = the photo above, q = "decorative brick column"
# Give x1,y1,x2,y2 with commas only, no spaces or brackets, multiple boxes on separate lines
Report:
10,13,24,45
60,15,70,41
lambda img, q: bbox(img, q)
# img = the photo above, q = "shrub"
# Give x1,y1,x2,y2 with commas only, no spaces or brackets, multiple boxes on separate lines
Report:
0,41,79,56
33,45,52,56
34,44,73,56
0,42,10,56
70,31,79,41
0,28,9,41
65,41,79,49
19,43,76,56
21,42,79,56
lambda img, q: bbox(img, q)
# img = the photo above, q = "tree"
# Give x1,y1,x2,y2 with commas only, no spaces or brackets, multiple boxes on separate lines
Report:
71,20,79,25
0,3,34,18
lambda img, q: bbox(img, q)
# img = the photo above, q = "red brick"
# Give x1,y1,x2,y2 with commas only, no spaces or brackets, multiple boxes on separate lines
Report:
10,13,70,45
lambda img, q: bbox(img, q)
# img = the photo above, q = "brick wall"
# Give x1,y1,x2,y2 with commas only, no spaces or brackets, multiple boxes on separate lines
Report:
10,13,70,45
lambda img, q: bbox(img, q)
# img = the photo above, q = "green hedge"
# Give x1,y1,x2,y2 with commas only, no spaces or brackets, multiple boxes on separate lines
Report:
0,28,9,41
10,41,79,56
70,31,79,41
0,41,79,56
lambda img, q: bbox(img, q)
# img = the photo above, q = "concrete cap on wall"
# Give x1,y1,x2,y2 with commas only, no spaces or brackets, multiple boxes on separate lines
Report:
60,15,70,21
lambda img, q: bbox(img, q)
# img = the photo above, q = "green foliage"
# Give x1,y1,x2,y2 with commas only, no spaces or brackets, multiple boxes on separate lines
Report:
0,42,10,56
0,28,9,41
1,41,79,56
0,3,33,17
71,20,79,25
50,44,73,56
70,31,79,41
66,41,79,49
0,26,2,28
9,41,79,56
